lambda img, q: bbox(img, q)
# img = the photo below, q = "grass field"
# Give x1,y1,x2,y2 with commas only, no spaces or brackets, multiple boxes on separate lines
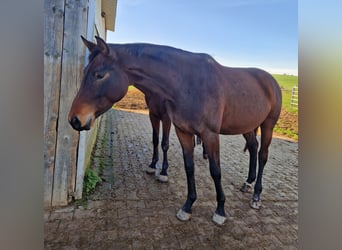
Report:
272,74,298,140
273,74,298,113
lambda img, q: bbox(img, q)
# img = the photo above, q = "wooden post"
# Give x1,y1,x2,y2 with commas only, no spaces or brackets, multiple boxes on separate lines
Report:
52,0,88,206
75,0,96,200
43,0,89,207
44,0,65,208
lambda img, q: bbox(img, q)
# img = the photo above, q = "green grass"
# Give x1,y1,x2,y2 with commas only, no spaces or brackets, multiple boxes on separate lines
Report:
83,168,102,198
272,74,298,114
272,74,298,140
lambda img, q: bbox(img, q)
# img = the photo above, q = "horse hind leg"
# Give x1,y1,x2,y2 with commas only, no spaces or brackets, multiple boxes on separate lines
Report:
250,120,275,209
240,129,258,193
146,114,160,175
157,114,171,183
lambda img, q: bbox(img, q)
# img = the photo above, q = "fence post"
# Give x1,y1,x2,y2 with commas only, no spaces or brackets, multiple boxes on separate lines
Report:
291,86,298,108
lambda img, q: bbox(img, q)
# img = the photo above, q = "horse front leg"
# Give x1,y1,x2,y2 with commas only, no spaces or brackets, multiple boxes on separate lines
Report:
146,113,160,175
175,128,196,222
157,114,171,183
202,132,226,225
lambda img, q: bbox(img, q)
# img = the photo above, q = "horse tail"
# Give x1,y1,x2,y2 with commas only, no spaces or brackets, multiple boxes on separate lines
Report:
243,127,259,152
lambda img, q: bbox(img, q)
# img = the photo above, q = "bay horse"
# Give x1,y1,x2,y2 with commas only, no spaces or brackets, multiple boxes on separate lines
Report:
68,36,282,225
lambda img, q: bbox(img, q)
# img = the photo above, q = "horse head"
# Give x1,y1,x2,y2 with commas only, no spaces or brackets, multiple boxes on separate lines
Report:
68,36,128,131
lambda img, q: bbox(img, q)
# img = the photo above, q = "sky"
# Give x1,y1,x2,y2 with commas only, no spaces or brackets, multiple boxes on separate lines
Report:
107,0,297,75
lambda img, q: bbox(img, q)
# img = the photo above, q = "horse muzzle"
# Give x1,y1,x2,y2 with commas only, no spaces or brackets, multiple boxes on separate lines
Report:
69,115,92,131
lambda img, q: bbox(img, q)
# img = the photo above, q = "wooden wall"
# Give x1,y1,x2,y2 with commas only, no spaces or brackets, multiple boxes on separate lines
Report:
44,0,88,207
44,0,115,208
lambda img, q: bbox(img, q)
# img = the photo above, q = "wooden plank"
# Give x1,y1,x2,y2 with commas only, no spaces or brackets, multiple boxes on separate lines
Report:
52,0,88,206
75,0,96,200
102,0,118,31
43,0,65,208
95,0,106,38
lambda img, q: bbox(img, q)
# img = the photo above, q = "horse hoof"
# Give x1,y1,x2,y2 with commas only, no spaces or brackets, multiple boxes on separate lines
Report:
212,213,227,226
158,175,168,183
240,182,253,193
250,199,262,209
176,209,191,221
145,167,155,175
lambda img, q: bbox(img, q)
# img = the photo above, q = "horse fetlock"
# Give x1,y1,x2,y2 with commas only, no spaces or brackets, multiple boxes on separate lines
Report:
250,193,262,209
212,212,227,226
148,161,157,169
161,163,169,173
176,209,192,221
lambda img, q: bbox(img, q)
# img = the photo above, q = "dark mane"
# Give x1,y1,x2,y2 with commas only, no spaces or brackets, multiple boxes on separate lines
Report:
111,43,218,67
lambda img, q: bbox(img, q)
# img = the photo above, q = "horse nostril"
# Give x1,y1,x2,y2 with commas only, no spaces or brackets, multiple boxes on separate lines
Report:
70,116,81,130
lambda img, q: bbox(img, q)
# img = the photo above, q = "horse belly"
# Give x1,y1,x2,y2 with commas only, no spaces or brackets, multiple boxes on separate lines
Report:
220,103,271,135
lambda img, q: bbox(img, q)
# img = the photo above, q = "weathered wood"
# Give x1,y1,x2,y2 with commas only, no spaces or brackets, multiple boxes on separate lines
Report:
44,0,65,208
95,0,106,38
52,0,88,206
44,0,117,207
75,0,96,200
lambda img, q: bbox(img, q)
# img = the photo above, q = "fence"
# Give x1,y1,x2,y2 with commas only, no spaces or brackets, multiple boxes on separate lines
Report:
291,86,298,108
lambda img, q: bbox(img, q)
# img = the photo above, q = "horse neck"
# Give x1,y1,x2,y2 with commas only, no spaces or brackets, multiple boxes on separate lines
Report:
113,44,180,101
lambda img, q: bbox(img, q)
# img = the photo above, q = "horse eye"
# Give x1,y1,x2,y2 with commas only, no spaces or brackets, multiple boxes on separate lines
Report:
95,72,104,79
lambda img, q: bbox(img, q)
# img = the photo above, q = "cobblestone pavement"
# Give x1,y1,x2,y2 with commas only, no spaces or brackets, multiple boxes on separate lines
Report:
45,109,298,249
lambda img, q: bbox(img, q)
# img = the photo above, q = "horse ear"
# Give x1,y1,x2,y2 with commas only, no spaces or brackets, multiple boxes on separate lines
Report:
81,35,97,52
95,36,109,55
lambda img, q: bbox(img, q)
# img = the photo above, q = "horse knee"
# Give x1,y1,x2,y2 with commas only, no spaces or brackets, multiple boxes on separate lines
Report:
161,140,169,152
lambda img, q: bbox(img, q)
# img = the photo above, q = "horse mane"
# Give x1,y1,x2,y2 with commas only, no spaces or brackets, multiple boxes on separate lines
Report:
111,43,218,67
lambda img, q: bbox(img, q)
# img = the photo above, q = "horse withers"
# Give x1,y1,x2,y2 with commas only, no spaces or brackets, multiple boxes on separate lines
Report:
68,36,282,225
